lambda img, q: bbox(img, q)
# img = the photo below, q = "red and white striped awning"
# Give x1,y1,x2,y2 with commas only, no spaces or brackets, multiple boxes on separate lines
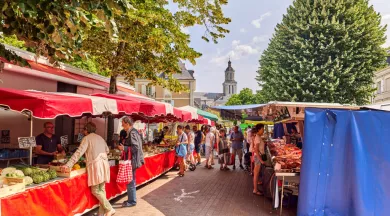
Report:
92,93,183,122
0,88,123,119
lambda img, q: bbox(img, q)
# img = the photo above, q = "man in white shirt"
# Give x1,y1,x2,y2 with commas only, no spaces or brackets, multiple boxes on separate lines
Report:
204,126,215,169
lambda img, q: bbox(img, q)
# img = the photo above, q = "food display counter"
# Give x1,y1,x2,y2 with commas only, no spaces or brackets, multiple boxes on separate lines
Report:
0,150,176,216
263,139,301,214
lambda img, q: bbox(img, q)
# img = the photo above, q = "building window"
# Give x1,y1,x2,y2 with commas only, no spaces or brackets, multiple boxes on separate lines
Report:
229,85,231,94
386,78,390,92
377,81,382,94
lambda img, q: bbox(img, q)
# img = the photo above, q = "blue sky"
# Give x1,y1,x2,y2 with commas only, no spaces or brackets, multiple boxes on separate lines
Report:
177,0,390,93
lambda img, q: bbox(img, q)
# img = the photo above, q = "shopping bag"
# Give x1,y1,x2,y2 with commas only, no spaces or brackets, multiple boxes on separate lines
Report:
226,153,235,165
176,144,187,157
117,147,133,184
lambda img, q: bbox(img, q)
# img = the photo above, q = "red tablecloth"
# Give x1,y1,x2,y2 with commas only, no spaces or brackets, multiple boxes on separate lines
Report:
1,150,176,216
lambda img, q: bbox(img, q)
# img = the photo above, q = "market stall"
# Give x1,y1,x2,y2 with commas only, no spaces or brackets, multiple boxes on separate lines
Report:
0,87,201,216
1,150,176,216
212,102,359,215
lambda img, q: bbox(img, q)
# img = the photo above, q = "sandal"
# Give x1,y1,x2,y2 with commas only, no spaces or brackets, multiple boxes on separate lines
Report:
208,166,214,169
253,191,264,196
178,173,184,177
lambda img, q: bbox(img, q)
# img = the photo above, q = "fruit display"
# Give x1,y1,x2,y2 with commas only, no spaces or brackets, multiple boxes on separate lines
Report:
268,139,302,171
24,176,33,186
5,165,60,185
32,174,43,184
72,164,81,170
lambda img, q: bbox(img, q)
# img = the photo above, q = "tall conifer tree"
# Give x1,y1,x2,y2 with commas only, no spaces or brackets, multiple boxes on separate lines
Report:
257,0,387,105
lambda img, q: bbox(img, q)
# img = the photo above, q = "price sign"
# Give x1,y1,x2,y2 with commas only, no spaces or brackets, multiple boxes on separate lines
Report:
112,133,119,141
1,130,10,144
18,137,36,148
60,135,68,147
77,133,84,142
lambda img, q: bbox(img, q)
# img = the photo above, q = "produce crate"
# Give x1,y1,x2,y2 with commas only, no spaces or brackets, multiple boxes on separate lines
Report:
0,178,26,198
49,166,86,178
4,177,25,184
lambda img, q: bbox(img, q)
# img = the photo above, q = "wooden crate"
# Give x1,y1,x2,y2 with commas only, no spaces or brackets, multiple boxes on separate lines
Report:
0,178,25,198
4,177,25,184
49,166,86,178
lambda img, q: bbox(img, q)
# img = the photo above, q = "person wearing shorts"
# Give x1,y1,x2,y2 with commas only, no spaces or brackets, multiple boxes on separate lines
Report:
204,126,215,169
193,125,203,166
252,124,265,196
230,126,244,170
185,125,195,165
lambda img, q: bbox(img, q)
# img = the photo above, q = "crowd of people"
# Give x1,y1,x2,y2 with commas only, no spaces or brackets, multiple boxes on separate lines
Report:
42,118,268,215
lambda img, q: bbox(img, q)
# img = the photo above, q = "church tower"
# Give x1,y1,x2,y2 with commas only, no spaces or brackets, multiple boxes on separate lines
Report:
223,59,237,96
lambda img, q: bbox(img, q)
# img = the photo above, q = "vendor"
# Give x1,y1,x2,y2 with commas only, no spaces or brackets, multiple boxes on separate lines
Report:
35,122,65,164
156,126,169,144
289,128,302,148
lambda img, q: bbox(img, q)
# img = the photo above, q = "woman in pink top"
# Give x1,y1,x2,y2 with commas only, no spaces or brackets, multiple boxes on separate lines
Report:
252,123,265,196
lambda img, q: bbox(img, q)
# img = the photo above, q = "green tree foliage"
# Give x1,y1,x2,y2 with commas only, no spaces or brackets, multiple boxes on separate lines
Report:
1,0,230,93
1,0,133,63
0,34,26,50
225,88,266,105
82,0,231,93
257,0,388,105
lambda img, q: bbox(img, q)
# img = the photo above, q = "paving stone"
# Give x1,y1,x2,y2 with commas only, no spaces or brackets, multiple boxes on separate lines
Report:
84,158,297,216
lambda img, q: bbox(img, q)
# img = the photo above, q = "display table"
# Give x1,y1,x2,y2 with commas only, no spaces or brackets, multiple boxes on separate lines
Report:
0,150,176,216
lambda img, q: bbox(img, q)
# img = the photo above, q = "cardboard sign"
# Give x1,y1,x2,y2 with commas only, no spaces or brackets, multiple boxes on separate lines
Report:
60,135,68,147
18,137,36,148
77,133,84,142
1,130,10,144
112,133,119,141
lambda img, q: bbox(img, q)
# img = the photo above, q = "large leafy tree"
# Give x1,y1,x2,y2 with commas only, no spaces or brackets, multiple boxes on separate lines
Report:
1,0,230,93
0,0,132,63
257,0,388,105
225,88,266,105
83,0,230,94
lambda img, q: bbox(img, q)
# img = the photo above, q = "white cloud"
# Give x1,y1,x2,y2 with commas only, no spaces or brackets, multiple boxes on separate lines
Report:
240,28,247,33
251,12,272,28
210,41,259,65
252,35,269,44
232,40,241,46
383,14,390,20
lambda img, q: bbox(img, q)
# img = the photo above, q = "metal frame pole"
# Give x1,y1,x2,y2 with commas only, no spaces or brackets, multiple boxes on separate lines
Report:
29,114,33,165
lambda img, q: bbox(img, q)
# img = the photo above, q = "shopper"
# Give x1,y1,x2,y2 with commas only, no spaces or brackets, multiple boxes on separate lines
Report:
253,123,265,196
193,125,203,166
176,125,188,176
185,125,195,165
230,126,244,170
61,122,114,216
204,126,215,169
118,117,145,207
200,125,206,156
218,128,230,171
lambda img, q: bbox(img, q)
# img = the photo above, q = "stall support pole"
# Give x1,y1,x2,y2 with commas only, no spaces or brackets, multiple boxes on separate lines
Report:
29,114,33,165
280,176,285,216
147,119,150,142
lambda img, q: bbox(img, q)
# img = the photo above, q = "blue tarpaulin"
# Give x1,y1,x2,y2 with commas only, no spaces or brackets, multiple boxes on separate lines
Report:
298,108,390,216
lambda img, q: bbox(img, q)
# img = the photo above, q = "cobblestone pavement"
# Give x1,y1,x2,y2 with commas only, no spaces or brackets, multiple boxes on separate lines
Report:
85,160,296,216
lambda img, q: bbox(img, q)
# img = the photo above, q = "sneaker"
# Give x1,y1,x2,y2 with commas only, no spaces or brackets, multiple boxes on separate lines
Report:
233,165,236,170
196,162,201,166
240,165,244,169
122,201,136,208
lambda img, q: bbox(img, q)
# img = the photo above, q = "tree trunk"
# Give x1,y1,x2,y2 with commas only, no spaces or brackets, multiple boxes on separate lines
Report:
107,42,125,147
107,74,117,148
